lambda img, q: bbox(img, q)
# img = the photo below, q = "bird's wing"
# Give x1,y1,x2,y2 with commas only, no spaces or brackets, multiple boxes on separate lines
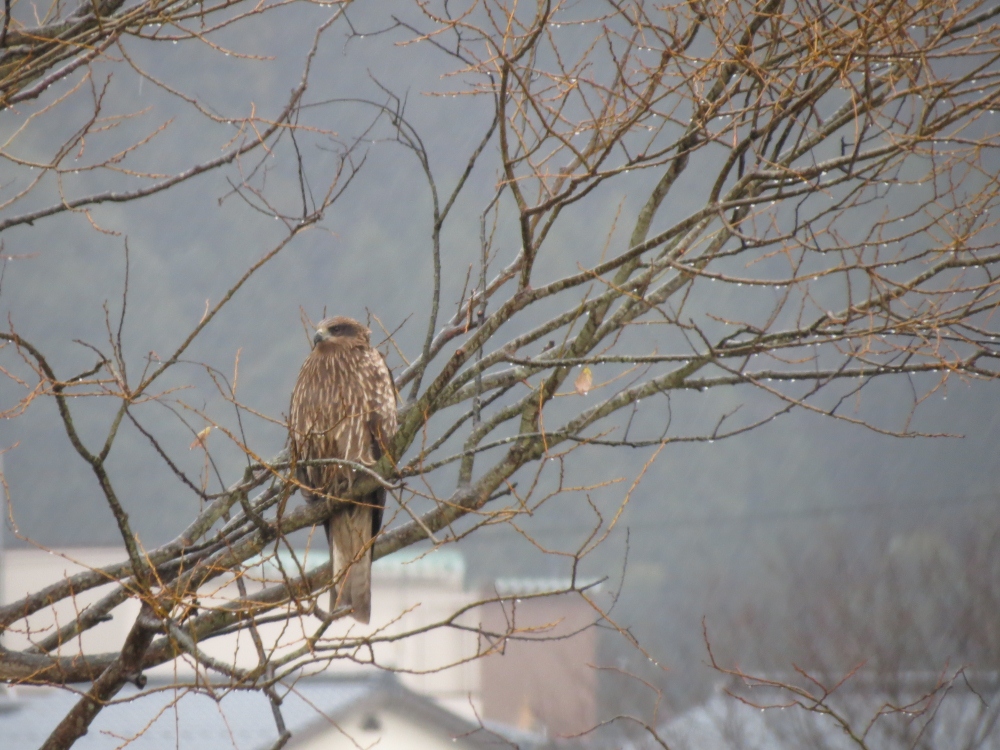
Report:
365,348,398,460
290,349,351,498
359,348,396,539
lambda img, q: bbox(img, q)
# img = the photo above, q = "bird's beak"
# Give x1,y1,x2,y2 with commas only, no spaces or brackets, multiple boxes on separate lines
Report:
312,330,326,347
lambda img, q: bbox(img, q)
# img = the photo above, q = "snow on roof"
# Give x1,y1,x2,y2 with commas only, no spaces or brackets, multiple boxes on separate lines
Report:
657,673,1000,750
490,577,602,597
0,676,375,749
0,672,554,750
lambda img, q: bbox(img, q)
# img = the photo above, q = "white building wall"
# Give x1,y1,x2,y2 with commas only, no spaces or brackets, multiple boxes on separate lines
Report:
0,546,482,718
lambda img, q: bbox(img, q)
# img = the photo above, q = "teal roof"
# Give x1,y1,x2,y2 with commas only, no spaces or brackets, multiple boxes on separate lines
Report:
373,547,466,580
246,547,465,583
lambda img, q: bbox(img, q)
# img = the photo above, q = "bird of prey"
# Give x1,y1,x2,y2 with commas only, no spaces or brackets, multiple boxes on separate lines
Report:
289,316,397,623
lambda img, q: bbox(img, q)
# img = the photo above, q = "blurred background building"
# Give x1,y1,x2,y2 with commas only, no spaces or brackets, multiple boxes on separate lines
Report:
0,546,599,746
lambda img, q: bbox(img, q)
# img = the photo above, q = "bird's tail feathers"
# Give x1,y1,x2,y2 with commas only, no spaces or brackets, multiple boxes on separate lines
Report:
330,504,373,624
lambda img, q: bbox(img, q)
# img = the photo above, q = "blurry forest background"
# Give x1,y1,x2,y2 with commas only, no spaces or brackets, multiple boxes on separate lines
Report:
0,0,998,728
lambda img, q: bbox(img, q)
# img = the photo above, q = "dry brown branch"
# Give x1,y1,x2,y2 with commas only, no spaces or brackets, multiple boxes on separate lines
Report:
2,1,1000,747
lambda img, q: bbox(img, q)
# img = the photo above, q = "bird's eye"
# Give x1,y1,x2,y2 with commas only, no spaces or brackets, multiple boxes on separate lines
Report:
329,323,352,336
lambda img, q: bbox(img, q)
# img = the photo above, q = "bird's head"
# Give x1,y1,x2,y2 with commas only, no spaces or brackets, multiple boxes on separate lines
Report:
312,316,371,348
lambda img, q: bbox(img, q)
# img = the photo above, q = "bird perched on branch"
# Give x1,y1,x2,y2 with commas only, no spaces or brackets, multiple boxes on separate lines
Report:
289,316,397,623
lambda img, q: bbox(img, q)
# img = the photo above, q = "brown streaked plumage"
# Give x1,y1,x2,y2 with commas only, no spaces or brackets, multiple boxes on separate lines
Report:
289,316,396,623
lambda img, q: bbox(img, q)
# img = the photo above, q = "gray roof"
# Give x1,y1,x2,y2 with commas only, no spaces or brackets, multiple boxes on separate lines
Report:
657,674,1000,750
0,674,544,749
